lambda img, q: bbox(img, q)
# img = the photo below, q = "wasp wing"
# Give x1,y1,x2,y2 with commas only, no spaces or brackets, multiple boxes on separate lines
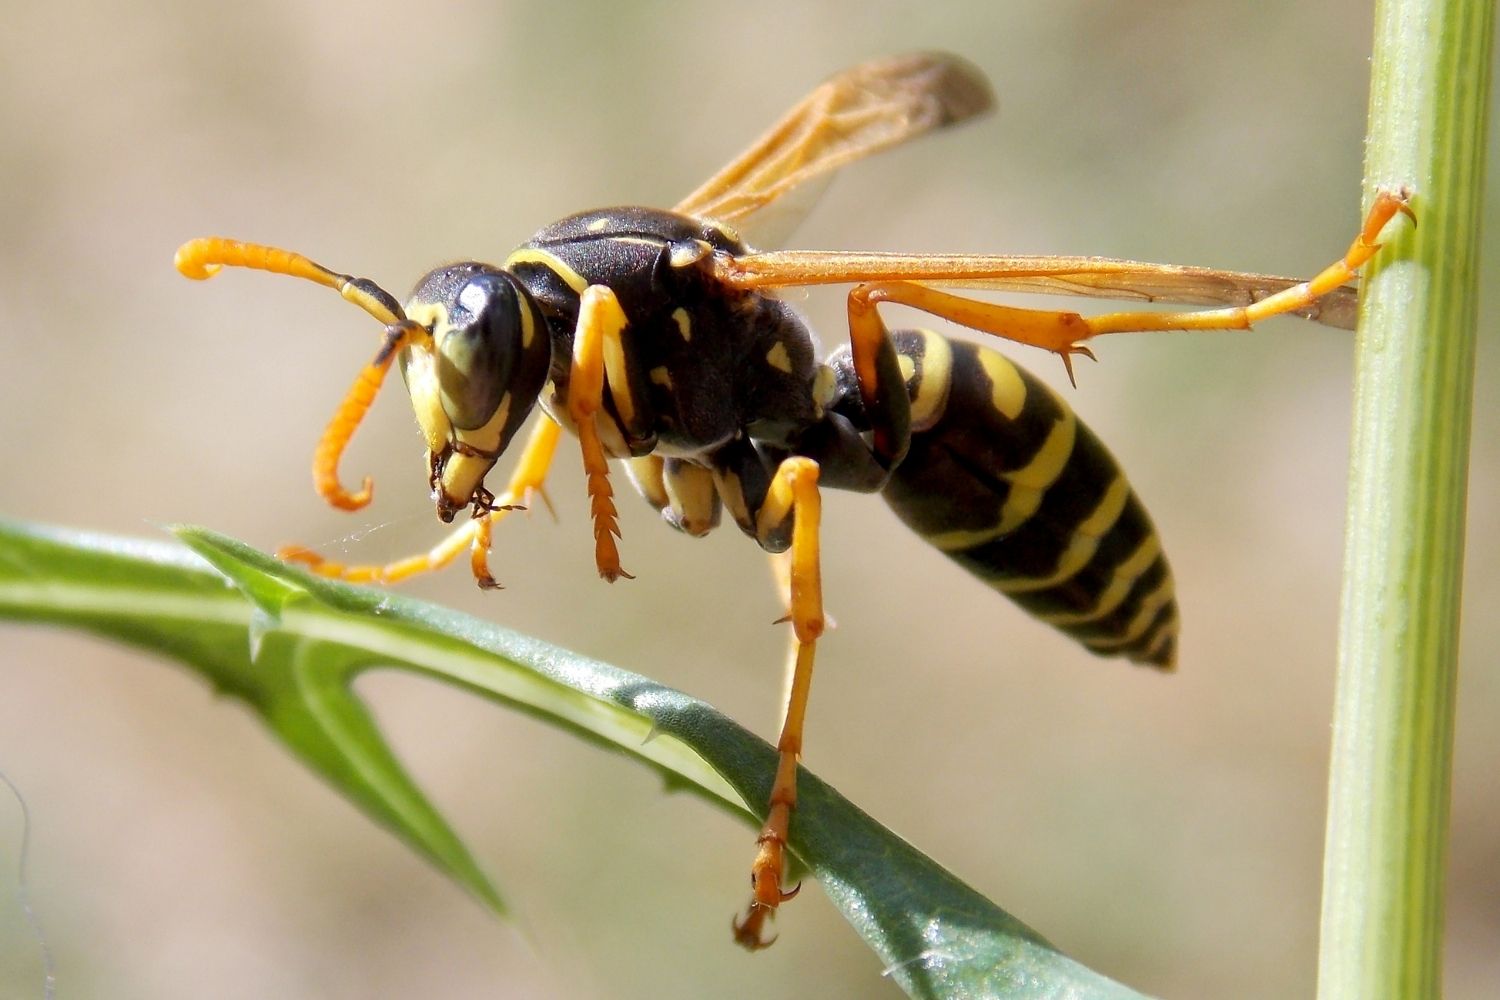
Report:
712,250,1359,329
674,52,994,247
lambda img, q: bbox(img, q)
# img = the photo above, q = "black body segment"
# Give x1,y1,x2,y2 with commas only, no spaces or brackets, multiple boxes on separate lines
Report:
827,330,1178,668
506,207,821,458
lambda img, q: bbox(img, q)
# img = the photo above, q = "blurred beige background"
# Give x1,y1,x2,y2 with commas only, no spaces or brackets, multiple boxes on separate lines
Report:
1,2,1495,998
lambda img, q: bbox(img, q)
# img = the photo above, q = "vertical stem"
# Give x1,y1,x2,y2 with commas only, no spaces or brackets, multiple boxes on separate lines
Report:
1318,1,1493,998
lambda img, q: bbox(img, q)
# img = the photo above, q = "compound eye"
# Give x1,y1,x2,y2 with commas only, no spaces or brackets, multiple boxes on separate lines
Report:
435,274,519,430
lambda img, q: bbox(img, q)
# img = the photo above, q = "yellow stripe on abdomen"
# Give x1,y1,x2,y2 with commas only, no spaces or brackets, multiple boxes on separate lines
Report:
880,334,1177,669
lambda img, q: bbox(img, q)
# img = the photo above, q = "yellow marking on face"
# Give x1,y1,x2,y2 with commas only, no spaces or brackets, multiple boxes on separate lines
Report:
439,393,513,507
672,307,692,341
977,349,1026,421
765,341,793,374
649,366,674,390
399,338,452,456
907,331,953,432
1040,534,1163,626
404,300,448,332
503,248,589,295
517,293,536,349
586,216,612,232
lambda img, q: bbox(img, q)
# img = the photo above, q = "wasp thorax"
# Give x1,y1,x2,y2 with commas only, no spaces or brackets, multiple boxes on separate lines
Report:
401,263,552,519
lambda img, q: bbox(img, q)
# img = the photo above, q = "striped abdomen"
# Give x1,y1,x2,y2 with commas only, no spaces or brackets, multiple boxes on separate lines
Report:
881,330,1178,668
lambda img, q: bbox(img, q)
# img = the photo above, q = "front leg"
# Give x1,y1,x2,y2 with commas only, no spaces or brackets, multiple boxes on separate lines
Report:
567,285,641,581
279,415,563,587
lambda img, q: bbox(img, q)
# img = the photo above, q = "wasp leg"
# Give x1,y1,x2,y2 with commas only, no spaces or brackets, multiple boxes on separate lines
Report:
279,417,563,585
1083,188,1414,335
841,287,916,468
848,190,1413,386
567,286,638,582
733,457,824,951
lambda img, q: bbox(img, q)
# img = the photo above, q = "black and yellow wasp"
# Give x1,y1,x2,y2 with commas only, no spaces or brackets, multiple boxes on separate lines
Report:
175,53,1410,947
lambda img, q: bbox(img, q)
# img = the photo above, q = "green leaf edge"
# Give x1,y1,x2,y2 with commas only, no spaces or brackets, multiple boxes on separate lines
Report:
0,518,1149,1000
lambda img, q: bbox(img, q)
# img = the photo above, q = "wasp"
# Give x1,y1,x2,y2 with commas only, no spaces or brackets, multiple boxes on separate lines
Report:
174,52,1411,948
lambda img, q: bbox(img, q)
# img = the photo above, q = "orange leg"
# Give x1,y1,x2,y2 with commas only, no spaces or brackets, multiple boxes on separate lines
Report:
734,457,824,950
567,285,635,582
848,189,1414,385
279,417,562,585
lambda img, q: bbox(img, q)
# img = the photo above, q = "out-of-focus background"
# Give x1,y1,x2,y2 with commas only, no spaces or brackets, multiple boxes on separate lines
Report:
0,3,1494,998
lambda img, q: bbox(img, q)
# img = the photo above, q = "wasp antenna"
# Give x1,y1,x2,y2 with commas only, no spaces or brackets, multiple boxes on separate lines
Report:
173,237,405,326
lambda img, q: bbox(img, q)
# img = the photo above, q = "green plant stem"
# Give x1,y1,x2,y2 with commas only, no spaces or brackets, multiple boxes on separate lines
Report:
1318,1,1493,998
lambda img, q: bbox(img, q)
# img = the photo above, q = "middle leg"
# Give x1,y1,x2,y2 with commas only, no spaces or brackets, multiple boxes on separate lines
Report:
733,456,825,950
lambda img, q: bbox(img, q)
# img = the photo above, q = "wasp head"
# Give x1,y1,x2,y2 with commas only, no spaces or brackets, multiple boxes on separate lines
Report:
401,264,552,520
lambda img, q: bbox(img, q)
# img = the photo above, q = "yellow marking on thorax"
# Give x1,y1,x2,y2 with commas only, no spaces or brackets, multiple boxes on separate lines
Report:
504,248,589,294
704,220,741,245
672,307,693,341
650,366,674,389
586,216,612,232
765,341,793,374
